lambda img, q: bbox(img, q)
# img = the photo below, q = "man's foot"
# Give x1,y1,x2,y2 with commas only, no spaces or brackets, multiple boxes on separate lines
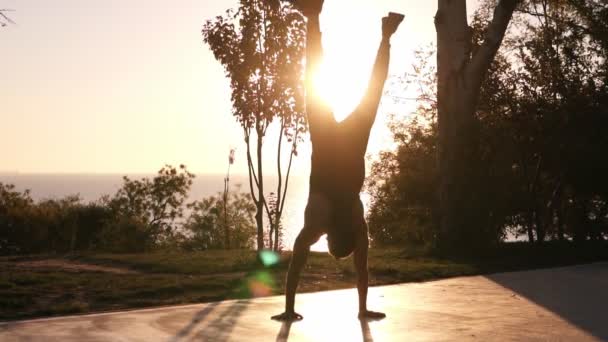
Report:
272,311,304,321
358,310,386,320
382,12,405,39
289,0,324,18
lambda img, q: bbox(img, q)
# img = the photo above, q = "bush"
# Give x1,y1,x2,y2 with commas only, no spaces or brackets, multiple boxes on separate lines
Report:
100,164,195,252
183,188,256,250
1,165,258,255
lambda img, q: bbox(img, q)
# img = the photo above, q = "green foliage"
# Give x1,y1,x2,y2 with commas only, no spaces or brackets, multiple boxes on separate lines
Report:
368,2,608,247
1,164,257,255
100,164,195,252
0,183,37,254
202,0,306,131
0,183,112,255
367,119,437,247
183,187,257,251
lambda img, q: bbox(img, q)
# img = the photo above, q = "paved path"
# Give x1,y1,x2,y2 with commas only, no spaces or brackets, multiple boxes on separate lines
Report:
1,263,607,341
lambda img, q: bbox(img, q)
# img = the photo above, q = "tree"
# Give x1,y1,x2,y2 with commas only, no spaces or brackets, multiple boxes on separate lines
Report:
369,1,608,247
104,164,194,251
434,0,520,252
184,187,257,250
508,0,608,243
0,183,35,254
203,0,306,251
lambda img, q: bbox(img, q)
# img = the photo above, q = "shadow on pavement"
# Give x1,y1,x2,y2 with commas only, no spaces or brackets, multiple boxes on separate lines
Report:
169,301,220,342
359,319,375,342
275,321,292,342
196,300,250,341
486,262,608,341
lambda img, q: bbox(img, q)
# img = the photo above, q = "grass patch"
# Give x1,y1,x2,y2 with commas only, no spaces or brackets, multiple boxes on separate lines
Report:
0,241,607,321
70,250,261,275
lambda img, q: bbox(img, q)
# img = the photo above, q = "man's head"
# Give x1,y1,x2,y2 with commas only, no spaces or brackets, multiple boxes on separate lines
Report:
326,196,362,259
327,232,356,259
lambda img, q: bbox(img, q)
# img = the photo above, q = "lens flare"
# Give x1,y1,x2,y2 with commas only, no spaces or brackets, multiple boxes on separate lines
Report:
247,271,275,297
259,250,280,267
242,250,281,298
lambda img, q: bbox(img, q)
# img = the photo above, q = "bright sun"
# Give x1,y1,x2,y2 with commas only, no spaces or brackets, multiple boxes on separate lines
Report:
312,61,369,122
310,9,380,122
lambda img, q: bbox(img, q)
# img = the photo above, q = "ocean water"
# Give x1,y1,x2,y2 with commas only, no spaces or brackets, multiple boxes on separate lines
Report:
0,173,334,251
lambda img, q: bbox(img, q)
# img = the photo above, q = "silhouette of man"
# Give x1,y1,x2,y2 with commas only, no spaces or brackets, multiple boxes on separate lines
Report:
272,0,403,321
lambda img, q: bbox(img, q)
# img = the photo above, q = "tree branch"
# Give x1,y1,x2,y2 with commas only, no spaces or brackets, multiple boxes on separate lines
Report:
279,135,296,217
276,121,284,219
468,0,520,87
245,131,259,204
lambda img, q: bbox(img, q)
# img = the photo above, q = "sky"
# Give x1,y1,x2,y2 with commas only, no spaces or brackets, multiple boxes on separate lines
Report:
1,0,480,175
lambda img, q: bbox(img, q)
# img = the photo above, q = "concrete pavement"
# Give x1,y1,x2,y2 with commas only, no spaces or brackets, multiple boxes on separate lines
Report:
1,262,607,341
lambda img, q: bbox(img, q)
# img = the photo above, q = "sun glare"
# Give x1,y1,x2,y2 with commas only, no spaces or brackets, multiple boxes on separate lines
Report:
311,8,381,122
312,61,369,122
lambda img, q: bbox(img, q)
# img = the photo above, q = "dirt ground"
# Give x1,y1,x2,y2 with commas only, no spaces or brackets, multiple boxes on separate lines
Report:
1,259,139,275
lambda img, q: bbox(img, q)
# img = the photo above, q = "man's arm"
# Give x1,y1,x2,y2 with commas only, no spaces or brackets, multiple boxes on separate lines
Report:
271,229,316,321
354,225,386,319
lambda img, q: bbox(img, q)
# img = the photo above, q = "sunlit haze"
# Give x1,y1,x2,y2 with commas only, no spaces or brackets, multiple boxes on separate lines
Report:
2,0,479,174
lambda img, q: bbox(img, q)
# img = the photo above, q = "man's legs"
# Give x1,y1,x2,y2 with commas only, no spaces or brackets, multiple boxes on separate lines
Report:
342,12,404,153
294,0,337,142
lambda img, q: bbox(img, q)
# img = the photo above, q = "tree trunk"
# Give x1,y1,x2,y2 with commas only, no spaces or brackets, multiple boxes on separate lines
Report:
224,177,230,249
435,0,481,252
435,0,519,253
256,134,265,251
526,210,536,243
557,207,565,241
274,221,279,251
534,210,545,244
268,223,274,251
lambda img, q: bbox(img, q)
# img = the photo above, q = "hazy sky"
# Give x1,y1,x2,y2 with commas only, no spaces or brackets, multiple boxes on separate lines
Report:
1,0,480,175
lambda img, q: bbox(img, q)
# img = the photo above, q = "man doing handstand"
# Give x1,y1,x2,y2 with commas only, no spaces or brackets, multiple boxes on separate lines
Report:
272,0,404,321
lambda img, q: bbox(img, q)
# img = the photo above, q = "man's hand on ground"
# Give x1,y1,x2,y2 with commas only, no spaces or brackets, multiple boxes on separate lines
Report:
271,311,304,321
358,310,386,320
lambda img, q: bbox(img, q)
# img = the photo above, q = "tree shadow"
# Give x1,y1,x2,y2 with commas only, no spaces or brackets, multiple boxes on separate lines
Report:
195,300,250,341
169,301,220,342
486,262,608,341
172,300,250,342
